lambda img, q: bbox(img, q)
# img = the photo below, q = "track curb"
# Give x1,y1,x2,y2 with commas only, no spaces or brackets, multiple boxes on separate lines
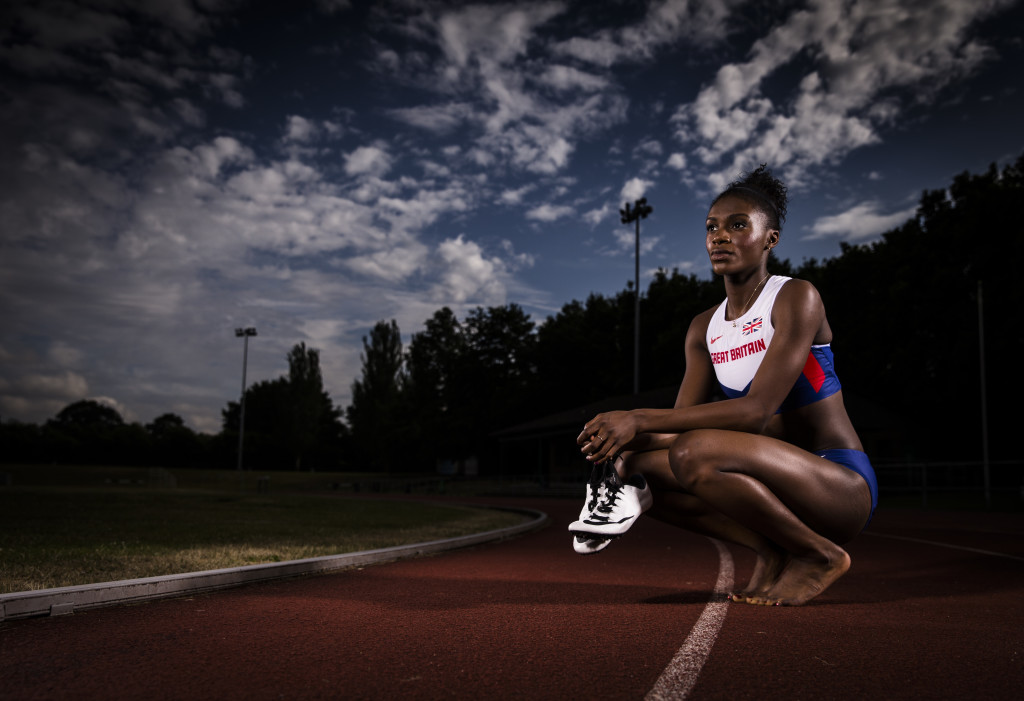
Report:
1,505,548,622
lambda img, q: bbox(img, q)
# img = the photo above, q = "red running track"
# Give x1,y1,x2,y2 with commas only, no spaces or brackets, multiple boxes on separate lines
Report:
2,497,1023,700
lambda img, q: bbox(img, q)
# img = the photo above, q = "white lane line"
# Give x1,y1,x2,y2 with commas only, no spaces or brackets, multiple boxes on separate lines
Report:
645,538,734,701
863,532,1024,562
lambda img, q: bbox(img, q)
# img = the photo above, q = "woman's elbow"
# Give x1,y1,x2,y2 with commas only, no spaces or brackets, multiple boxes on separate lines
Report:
739,400,775,434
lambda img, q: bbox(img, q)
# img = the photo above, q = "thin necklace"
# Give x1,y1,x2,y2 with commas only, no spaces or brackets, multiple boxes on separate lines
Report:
728,273,770,327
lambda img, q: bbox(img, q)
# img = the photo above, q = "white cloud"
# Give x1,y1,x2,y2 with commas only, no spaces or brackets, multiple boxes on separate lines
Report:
0,363,90,425
613,229,661,255
525,203,575,222
385,2,629,176
671,0,1015,191
377,183,471,236
554,0,742,65
388,102,475,134
583,202,613,226
621,177,652,202
500,239,536,268
666,153,687,170
433,235,509,304
344,144,393,177
193,136,253,177
808,201,917,241
345,242,429,283
634,139,663,158
500,184,535,205
207,72,245,108
171,98,205,127
17,371,90,400
284,115,318,142
534,64,610,92
435,3,566,70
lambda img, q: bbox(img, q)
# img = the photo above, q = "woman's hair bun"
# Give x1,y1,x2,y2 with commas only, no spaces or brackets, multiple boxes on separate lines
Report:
717,163,788,230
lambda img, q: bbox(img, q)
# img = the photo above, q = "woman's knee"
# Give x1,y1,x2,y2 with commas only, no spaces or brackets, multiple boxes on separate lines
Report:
668,431,719,490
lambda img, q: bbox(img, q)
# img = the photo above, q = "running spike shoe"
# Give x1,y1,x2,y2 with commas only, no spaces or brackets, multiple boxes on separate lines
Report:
569,462,616,554
568,468,652,537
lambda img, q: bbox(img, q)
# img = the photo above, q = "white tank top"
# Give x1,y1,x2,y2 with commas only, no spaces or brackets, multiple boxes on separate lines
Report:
705,275,789,395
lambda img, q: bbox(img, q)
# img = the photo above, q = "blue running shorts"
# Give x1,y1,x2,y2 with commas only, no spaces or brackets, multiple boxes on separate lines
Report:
816,448,878,528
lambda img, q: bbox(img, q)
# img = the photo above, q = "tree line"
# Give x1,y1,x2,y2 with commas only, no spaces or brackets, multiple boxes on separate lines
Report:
3,155,1020,472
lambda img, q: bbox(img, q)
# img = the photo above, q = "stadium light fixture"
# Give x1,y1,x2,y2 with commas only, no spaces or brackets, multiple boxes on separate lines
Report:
235,327,257,471
620,198,653,395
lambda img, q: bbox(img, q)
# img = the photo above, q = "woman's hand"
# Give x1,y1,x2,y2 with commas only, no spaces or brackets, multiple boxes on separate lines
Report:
578,411,638,463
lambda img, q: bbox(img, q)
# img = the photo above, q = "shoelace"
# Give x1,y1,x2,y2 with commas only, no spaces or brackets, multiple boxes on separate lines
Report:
587,480,609,512
590,481,623,521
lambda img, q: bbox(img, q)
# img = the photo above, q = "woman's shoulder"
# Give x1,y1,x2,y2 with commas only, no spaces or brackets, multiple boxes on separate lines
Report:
773,277,826,330
776,276,823,307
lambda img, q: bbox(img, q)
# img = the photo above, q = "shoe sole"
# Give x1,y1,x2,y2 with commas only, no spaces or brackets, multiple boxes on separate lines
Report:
572,533,613,555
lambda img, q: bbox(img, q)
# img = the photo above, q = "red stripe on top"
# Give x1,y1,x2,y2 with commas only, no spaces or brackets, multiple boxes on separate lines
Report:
802,352,826,392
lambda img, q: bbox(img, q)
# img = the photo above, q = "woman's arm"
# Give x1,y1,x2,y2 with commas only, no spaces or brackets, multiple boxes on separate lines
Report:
578,309,717,455
580,280,826,462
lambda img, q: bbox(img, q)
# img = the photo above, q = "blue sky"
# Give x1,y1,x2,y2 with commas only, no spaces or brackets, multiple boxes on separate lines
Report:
1,0,1022,433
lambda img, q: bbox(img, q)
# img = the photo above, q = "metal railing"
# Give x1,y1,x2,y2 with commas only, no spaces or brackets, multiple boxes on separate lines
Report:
874,460,1023,508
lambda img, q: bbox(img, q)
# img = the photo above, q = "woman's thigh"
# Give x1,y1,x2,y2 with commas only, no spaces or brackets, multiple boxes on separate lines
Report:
670,429,872,543
620,448,678,491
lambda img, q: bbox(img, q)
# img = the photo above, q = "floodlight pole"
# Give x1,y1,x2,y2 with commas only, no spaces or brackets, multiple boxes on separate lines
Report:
977,281,990,508
235,327,257,471
620,197,653,395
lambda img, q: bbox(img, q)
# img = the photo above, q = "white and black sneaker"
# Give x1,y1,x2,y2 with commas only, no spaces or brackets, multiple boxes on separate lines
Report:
568,463,652,537
569,462,616,554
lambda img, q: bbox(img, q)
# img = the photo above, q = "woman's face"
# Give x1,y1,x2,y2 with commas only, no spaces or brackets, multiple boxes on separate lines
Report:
705,194,778,275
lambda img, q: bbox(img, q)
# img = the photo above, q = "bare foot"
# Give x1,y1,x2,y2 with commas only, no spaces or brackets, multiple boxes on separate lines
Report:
751,547,851,606
730,546,788,603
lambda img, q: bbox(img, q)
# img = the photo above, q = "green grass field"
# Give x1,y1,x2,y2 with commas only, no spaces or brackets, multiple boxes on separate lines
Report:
0,465,528,594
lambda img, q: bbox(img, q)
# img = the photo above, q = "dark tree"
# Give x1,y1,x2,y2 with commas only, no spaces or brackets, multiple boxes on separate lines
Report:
44,399,126,464
405,307,469,464
146,413,186,435
463,304,537,422
51,400,124,427
145,413,205,468
221,343,344,471
535,292,632,412
287,342,331,471
346,320,408,473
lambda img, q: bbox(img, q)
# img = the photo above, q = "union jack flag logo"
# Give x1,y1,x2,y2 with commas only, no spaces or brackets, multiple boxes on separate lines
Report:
742,317,762,335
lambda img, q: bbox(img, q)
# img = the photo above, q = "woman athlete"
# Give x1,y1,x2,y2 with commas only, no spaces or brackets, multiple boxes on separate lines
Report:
570,165,878,607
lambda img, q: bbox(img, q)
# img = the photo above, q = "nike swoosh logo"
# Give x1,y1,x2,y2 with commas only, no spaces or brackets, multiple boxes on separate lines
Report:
583,515,635,525
710,335,723,344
